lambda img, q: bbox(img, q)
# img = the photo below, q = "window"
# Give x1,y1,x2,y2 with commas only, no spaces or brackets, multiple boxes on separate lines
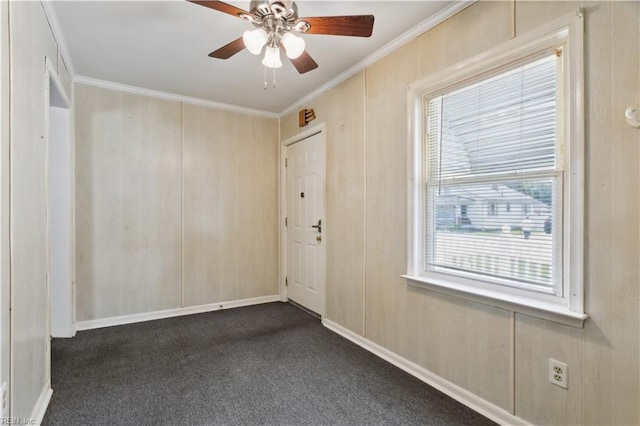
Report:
405,16,586,327
426,52,558,289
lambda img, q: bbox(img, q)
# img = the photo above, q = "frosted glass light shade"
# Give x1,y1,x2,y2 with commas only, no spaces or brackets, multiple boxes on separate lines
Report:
262,46,282,68
243,29,268,55
281,32,305,59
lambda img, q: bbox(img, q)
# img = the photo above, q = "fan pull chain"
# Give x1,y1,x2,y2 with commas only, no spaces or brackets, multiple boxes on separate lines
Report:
263,67,278,90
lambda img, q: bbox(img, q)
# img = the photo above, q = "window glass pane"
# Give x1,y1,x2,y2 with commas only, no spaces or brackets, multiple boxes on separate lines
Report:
426,178,557,290
427,54,558,181
424,52,561,294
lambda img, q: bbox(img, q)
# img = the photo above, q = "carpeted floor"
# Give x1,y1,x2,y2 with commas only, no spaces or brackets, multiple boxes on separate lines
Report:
43,302,495,425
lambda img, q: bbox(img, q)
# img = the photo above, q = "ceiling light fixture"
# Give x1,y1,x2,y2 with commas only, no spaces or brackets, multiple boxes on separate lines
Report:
192,0,375,83
242,28,268,55
262,46,282,68
281,32,305,59
239,0,311,89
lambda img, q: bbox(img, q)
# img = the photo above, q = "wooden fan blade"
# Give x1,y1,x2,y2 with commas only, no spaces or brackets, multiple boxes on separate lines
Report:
187,0,249,18
299,15,374,37
288,50,319,74
209,37,246,59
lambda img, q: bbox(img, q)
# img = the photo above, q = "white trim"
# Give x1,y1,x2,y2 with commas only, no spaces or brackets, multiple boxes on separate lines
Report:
406,10,586,326
75,295,280,331
45,57,70,108
73,76,279,119
41,0,75,77
279,124,327,315
565,10,585,314
322,319,529,426
30,385,52,426
280,123,326,147
60,2,475,120
277,120,287,303
45,56,74,342
403,275,587,328
278,1,476,117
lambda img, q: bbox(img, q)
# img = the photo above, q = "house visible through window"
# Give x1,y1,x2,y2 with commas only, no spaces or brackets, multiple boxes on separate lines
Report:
424,53,559,293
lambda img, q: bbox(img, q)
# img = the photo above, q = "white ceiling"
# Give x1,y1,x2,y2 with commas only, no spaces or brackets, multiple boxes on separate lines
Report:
52,1,456,114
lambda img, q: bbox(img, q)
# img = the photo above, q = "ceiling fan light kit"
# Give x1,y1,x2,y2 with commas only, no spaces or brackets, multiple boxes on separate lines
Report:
190,0,375,77
281,32,305,59
242,28,268,55
262,46,283,69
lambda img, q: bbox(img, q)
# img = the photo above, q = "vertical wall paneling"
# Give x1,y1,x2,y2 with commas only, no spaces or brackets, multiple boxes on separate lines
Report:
121,93,182,314
363,0,513,410
280,1,639,423
514,313,584,424
75,89,279,322
0,0,10,414
75,85,182,321
9,1,59,417
514,2,640,424
181,103,278,306
75,86,123,321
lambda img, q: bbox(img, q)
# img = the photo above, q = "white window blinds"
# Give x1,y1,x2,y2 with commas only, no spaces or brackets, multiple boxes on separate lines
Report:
425,52,562,293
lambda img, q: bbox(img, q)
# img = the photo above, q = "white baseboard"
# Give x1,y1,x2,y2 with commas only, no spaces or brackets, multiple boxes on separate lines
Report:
31,385,53,425
322,319,529,426
75,295,281,331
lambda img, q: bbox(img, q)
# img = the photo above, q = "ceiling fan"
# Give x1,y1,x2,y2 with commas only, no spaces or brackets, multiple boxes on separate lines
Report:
189,0,375,74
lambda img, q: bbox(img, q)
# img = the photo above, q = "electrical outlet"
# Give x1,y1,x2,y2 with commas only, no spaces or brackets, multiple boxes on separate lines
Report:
548,359,568,389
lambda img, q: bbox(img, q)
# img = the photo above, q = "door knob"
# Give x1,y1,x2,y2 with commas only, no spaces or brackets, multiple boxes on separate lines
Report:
311,219,322,233
316,236,322,242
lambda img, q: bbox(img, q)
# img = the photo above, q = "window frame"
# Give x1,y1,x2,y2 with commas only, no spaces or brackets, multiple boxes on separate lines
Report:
404,11,587,327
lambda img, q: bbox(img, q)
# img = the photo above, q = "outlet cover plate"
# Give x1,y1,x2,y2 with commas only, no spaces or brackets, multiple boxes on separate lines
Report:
548,358,568,389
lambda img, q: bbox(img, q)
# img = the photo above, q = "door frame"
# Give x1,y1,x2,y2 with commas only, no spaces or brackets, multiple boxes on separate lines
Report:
44,56,74,352
279,123,326,312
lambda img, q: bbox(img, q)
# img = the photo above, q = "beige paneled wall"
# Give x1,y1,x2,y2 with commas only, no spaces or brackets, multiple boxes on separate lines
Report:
182,104,278,306
280,1,640,424
75,85,183,321
363,0,514,410
74,85,279,322
8,1,66,418
281,73,367,335
513,2,640,424
0,0,10,416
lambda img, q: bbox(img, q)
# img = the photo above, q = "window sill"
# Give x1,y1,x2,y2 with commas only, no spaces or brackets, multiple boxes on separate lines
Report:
402,274,588,328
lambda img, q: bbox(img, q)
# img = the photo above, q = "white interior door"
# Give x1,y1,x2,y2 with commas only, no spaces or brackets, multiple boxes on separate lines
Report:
286,132,324,315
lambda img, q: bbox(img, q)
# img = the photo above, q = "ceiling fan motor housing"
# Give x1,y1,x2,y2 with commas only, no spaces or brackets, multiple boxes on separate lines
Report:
248,1,302,32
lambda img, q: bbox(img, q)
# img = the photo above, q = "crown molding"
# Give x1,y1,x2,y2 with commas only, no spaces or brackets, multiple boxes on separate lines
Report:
41,0,76,77
74,76,280,119
56,0,475,120
277,0,476,118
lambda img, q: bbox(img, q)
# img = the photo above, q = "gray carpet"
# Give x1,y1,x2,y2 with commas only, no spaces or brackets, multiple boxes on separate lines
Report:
43,302,495,425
